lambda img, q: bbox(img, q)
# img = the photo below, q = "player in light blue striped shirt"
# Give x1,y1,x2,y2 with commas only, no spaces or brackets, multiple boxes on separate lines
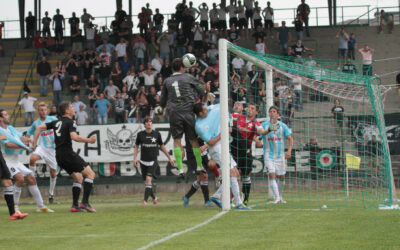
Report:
261,106,293,204
26,103,59,204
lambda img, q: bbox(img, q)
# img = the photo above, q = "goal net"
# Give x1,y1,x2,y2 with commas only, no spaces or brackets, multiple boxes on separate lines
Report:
218,39,395,210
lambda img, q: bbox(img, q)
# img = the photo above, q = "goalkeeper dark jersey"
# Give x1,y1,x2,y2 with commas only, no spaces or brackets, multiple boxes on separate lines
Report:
160,72,205,113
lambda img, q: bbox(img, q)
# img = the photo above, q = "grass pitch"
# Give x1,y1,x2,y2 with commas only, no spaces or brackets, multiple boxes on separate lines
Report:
1,193,399,250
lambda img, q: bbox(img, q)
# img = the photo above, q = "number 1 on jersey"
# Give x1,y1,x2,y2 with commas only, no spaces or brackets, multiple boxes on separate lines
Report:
172,81,181,97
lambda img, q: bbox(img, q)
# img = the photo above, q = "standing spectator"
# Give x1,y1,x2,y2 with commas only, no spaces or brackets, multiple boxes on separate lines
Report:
336,27,349,68
209,3,219,30
42,11,52,37
252,24,266,43
49,71,64,109
175,0,188,29
232,56,245,72
292,74,303,111
104,79,120,100
347,33,357,60
237,1,247,37
157,32,171,61
140,65,158,90
292,14,304,42
72,95,87,112
255,37,266,54
192,22,204,55
226,0,238,29
18,92,37,126
217,4,227,33
145,3,154,29
153,8,164,34
151,53,163,73
119,55,132,77
379,10,394,34
262,1,274,34
75,104,88,125
25,11,36,48
114,92,125,123
138,7,149,36
244,0,254,29
33,32,49,59
0,22,4,57
132,34,146,69
126,98,139,123
123,70,140,96
94,93,111,124
85,22,96,50
81,8,95,37
175,29,188,58
98,60,111,92
147,36,159,62
276,21,291,55
99,47,112,65
331,99,344,138
188,1,199,19
71,23,83,52
228,25,240,44
160,59,172,79
253,1,262,29
115,38,128,61
68,12,80,37
88,88,99,124
297,0,310,37
96,39,116,53
52,9,65,39
358,45,374,76
69,75,81,96
198,3,209,31
86,74,99,93
207,43,219,65
36,56,51,97
111,62,123,89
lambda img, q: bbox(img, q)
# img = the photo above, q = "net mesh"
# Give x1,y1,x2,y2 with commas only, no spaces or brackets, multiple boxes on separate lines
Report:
223,42,393,209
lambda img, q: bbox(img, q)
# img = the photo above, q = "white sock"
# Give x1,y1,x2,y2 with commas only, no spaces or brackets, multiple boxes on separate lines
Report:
268,176,274,199
230,177,242,206
213,185,223,199
29,165,37,177
269,178,280,200
49,177,57,196
277,179,285,200
14,185,22,205
28,185,45,209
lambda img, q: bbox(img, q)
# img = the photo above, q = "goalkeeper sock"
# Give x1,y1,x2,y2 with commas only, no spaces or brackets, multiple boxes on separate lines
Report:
269,178,279,200
185,181,200,199
173,147,183,171
231,177,242,206
192,148,203,169
200,181,210,202
242,176,251,204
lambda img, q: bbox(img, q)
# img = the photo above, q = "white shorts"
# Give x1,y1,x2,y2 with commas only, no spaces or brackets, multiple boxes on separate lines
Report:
33,146,58,170
265,157,287,176
209,141,237,170
5,160,32,178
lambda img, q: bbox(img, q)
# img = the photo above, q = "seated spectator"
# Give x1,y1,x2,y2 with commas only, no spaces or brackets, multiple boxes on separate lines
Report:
69,75,81,96
96,39,115,53
123,70,140,97
132,34,146,69
207,43,218,65
98,60,112,92
119,55,132,77
115,37,128,61
228,24,240,44
140,64,158,90
255,37,266,54
151,53,163,73
104,79,120,100
136,87,151,122
93,93,111,124
114,92,126,123
232,55,245,72
72,95,87,112
88,88,99,124
111,62,123,89
99,46,112,65
75,104,88,125
86,74,99,93
147,35,159,62
157,32,171,61
342,58,357,74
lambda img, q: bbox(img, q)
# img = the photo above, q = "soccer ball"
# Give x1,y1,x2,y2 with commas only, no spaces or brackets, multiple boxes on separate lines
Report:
182,53,196,68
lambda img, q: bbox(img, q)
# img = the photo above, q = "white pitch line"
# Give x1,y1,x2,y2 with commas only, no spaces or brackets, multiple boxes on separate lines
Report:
137,211,228,250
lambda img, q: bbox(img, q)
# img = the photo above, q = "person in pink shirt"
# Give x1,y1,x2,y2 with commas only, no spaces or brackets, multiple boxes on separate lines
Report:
358,45,374,76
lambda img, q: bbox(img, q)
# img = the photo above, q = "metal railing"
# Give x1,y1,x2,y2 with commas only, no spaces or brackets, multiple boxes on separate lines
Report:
2,5,399,39
347,6,400,26
10,52,37,126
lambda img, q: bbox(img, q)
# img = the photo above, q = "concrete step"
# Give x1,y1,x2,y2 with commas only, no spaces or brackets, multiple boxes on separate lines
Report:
2,92,53,98
6,81,39,85
13,59,58,65
10,67,56,74
8,76,39,82
16,51,36,57
0,99,52,107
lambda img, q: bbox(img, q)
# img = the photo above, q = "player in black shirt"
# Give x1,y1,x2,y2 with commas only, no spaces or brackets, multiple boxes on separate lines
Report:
160,58,209,177
32,101,97,213
134,117,175,205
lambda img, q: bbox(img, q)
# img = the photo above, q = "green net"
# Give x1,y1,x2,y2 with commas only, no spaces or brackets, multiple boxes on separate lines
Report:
223,41,393,209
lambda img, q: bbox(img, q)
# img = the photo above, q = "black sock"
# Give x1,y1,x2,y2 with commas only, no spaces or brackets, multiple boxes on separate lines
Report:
82,178,93,204
144,183,152,202
72,183,82,206
200,182,209,202
152,182,157,197
242,182,251,203
185,181,200,199
4,186,15,215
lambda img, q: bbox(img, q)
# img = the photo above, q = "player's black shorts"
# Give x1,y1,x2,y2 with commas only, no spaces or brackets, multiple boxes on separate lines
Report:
169,111,197,140
0,153,11,180
254,19,262,28
56,150,88,175
231,148,253,176
265,19,273,29
238,18,247,29
140,162,159,181
245,9,253,19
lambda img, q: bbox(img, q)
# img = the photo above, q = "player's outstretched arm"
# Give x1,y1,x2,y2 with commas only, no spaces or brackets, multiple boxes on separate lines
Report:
70,132,96,144
32,123,48,149
207,134,221,147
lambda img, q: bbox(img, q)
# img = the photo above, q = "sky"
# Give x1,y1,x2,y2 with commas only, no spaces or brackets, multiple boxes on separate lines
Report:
0,0,398,37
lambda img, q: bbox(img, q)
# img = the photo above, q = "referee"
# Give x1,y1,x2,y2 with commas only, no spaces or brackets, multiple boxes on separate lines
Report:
134,117,175,205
